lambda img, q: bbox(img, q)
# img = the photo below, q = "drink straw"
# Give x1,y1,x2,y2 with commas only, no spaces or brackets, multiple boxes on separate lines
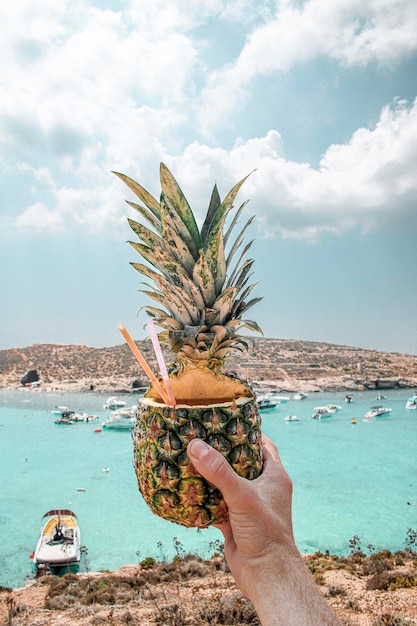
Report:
147,320,176,406
117,324,170,405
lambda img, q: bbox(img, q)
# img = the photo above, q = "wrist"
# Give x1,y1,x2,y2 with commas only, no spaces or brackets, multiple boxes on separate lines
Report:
244,550,340,626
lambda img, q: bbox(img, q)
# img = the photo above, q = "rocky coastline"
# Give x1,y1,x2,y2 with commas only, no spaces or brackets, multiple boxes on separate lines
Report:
1,338,417,394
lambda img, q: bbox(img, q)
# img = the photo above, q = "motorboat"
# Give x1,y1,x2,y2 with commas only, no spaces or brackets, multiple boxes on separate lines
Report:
364,406,392,420
32,509,81,572
312,405,338,419
312,407,333,419
257,395,279,412
103,396,127,410
293,392,307,401
102,406,137,430
55,412,98,425
406,393,417,410
285,415,300,422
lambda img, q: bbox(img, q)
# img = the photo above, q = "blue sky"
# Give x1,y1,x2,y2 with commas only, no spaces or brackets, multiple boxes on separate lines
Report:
1,0,417,355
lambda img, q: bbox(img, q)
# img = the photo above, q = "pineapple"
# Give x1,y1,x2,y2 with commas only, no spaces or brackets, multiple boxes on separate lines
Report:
114,163,264,528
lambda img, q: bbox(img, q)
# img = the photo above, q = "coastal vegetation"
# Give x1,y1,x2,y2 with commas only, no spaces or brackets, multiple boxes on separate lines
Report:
1,534,416,625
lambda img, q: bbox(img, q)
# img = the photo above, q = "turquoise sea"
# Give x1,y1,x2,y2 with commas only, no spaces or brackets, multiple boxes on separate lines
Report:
1,388,416,588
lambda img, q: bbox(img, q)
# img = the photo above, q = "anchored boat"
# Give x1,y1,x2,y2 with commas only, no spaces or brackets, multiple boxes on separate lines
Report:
32,509,81,574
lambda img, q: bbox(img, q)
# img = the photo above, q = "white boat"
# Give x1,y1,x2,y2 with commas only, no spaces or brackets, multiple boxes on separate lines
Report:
257,395,279,411
406,393,417,410
55,412,98,425
312,408,333,419
326,404,342,412
293,392,307,401
364,406,392,420
285,415,300,422
312,405,338,419
103,396,127,410
312,404,340,419
102,406,137,430
32,509,81,571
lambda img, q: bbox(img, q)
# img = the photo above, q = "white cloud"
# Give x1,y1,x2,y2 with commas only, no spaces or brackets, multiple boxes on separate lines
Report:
196,0,417,133
6,97,417,240
15,201,65,232
169,98,417,240
1,0,416,241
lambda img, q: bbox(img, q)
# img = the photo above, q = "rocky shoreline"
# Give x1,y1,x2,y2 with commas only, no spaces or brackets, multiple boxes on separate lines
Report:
1,338,417,394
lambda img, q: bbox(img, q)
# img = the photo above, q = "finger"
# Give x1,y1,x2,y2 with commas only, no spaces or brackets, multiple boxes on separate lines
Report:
187,439,241,501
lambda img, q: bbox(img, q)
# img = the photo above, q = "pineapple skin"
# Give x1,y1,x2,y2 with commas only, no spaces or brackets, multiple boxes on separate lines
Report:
133,391,263,528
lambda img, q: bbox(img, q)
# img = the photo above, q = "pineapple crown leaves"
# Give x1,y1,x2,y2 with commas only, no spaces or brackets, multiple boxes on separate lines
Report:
114,163,263,359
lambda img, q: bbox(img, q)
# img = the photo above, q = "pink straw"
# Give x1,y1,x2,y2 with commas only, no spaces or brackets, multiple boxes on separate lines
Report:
117,324,170,405
147,321,176,406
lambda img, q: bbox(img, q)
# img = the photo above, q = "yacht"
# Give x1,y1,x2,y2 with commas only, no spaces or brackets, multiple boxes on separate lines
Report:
364,406,392,420
103,397,127,410
257,395,279,412
102,405,137,430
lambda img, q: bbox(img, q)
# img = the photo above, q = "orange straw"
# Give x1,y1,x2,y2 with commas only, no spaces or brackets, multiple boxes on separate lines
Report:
117,324,170,405
147,321,176,406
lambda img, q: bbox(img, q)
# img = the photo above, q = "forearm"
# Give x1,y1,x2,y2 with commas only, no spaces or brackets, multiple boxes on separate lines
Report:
244,553,341,626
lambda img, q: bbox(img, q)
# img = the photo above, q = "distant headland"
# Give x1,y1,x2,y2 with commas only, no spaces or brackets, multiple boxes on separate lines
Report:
0,338,416,394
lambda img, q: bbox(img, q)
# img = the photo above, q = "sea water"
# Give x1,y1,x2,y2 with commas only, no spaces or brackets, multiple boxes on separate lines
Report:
0,388,416,588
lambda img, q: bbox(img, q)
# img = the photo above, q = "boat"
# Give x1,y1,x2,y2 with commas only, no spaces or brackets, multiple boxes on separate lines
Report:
406,393,417,410
285,415,300,422
32,509,81,573
103,396,127,410
312,407,333,419
345,394,353,403
102,406,137,430
293,392,307,401
363,406,392,420
326,404,342,412
55,412,98,425
257,395,279,411
312,404,339,419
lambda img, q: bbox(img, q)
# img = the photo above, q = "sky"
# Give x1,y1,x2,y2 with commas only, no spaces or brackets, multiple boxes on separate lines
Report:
1,0,417,356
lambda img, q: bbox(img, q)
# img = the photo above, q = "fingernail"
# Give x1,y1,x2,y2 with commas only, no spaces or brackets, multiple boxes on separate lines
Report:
188,439,210,460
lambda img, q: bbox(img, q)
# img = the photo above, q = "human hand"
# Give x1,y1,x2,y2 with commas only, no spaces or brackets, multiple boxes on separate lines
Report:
187,434,297,596
187,434,341,625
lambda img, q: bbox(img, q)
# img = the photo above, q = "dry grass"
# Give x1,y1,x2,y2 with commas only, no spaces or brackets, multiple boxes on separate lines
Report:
1,548,417,626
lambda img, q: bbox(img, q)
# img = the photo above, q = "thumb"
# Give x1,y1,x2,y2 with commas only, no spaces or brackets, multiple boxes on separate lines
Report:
187,438,240,502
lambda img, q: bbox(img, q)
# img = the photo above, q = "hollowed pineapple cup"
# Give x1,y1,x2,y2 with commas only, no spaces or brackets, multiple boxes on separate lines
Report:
133,396,263,528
